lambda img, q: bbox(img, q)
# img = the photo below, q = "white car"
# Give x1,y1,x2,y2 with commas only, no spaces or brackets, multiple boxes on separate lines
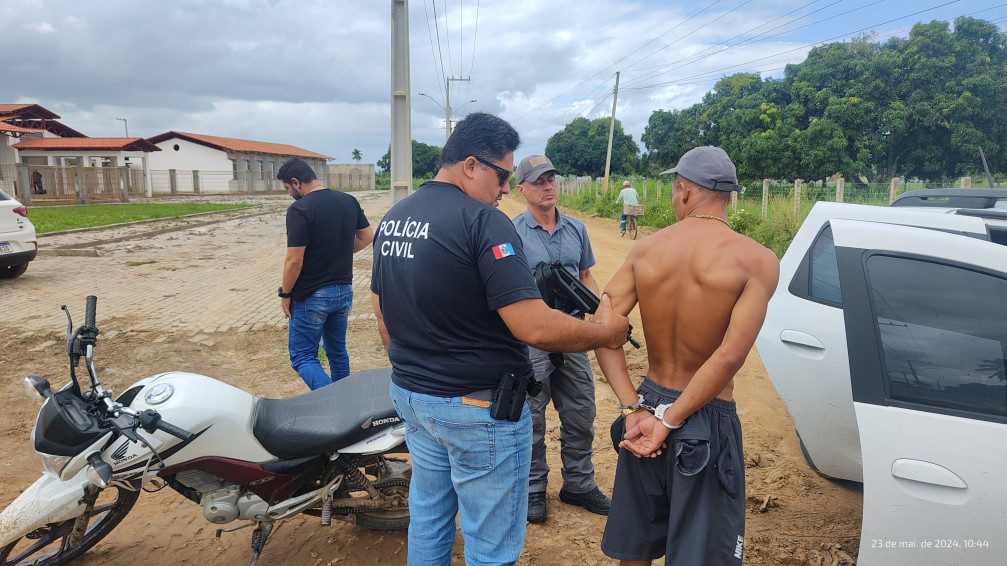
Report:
756,189,1007,565
0,188,37,278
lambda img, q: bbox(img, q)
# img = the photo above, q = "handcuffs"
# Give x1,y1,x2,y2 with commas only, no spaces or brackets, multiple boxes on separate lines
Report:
617,394,684,430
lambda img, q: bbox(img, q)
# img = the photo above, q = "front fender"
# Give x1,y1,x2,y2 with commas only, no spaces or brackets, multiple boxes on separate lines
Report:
0,468,90,547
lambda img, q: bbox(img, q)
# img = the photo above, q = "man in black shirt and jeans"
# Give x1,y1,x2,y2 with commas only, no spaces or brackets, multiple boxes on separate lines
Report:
371,113,629,565
277,157,373,390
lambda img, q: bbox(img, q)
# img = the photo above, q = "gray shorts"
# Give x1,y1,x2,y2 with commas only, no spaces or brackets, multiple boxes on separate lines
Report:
601,378,745,565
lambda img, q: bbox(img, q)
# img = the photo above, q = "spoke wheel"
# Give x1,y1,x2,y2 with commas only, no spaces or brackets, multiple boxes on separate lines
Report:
0,486,139,566
629,217,638,240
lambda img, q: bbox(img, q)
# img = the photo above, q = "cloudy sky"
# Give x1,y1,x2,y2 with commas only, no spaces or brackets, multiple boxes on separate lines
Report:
2,0,1003,168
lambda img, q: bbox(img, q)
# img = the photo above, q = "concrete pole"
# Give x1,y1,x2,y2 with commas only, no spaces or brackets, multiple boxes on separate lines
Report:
445,77,452,142
889,177,900,203
602,71,620,193
762,179,769,220
390,0,412,203
836,178,844,203
142,155,152,197
793,179,802,218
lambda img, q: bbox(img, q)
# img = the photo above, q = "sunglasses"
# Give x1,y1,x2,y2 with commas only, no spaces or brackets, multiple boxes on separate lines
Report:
474,156,511,186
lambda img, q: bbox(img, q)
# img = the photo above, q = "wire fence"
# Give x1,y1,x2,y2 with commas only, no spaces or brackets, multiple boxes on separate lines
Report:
558,175,1007,223
0,164,371,205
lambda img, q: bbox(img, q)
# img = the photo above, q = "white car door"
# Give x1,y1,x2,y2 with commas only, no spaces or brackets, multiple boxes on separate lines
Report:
830,219,1007,565
757,203,992,482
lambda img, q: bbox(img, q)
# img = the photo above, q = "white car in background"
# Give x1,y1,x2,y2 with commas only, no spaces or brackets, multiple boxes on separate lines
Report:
0,188,37,278
756,189,1007,565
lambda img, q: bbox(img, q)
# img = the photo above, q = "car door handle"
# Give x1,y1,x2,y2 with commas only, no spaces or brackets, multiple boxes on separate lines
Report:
779,330,826,350
891,458,966,489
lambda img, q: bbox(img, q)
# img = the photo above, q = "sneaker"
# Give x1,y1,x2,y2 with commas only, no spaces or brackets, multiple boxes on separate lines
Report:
559,487,611,516
528,492,547,524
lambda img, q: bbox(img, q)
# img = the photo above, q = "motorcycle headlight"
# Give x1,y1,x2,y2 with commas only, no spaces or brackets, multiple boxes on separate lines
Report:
31,449,72,477
29,427,71,477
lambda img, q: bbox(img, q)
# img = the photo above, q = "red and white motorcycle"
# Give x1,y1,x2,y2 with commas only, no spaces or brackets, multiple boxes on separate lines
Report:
0,296,410,566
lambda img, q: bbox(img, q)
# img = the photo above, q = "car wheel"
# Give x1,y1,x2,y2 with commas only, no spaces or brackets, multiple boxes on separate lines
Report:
0,263,28,278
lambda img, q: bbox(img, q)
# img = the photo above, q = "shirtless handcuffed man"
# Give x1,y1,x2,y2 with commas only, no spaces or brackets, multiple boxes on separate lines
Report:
595,146,780,565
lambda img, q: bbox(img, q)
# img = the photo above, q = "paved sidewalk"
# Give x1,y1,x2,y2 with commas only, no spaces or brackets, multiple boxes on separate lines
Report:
1,191,391,338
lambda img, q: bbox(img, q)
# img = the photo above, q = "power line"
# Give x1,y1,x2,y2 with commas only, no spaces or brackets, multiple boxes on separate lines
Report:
624,0,964,92
512,0,727,122
622,0,887,89
465,0,481,103
423,0,446,103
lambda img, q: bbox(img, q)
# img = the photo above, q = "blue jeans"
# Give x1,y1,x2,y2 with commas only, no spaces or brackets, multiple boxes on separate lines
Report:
389,381,532,566
287,284,352,390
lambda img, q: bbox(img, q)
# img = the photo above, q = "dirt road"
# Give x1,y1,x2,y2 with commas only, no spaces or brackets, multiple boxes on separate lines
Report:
0,190,862,565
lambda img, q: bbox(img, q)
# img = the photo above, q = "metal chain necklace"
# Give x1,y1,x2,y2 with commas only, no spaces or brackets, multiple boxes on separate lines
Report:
686,213,730,228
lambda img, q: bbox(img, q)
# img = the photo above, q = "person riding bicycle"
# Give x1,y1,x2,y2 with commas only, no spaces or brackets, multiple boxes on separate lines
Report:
616,181,638,232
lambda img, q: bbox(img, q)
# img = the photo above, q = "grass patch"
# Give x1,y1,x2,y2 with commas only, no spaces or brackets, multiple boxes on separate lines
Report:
127,260,157,267
29,203,253,233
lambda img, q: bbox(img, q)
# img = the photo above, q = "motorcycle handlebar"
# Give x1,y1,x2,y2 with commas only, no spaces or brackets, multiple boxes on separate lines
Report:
85,295,97,328
158,420,194,442
138,409,193,442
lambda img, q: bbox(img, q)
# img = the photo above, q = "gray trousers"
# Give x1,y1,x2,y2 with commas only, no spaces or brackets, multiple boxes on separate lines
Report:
527,347,598,494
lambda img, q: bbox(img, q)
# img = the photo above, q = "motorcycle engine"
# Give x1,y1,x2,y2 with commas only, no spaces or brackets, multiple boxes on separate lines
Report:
175,470,267,524
201,485,242,524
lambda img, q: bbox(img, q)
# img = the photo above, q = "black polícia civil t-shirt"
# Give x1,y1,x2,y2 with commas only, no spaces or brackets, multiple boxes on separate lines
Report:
286,188,369,302
370,181,540,397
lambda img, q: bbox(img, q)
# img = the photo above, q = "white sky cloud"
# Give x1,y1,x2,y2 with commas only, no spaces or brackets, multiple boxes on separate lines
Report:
1,0,1001,167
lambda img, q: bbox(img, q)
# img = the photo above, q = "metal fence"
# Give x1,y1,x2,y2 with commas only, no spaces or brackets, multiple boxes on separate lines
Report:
0,164,320,205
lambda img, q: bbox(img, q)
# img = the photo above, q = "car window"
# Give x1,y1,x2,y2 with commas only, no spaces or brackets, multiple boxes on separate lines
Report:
866,255,1007,416
0,188,10,200
809,225,841,304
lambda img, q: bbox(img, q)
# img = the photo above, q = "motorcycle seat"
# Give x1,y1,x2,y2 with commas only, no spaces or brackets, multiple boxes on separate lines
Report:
252,367,401,459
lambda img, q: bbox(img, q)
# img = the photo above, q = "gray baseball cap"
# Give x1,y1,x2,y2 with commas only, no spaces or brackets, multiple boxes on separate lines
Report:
516,155,558,184
660,146,743,192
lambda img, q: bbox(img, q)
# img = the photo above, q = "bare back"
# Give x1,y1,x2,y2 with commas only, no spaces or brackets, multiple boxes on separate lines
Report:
617,219,778,400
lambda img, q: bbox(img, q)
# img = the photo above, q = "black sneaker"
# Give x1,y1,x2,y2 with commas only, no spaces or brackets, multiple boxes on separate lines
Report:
559,487,611,516
528,492,547,524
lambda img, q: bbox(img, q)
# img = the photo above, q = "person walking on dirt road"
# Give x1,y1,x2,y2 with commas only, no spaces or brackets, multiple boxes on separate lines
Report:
370,112,629,566
277,157,373,390
616,180,638,232
596,146,779,565
512,154,611,524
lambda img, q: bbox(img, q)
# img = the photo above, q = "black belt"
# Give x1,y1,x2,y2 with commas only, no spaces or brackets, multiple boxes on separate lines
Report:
462,388,495,401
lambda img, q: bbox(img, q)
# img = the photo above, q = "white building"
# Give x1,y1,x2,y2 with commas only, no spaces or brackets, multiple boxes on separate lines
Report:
145,132,332,193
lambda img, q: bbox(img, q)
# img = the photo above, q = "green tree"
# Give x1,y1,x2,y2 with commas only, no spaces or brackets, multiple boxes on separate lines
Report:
351,149,362,163
639,16,1007,183
545,117,639,177
377,140,442,177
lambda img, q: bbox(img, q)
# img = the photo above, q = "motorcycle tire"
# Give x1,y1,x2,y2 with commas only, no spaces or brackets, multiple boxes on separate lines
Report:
0,486,139,566
355,482,410,531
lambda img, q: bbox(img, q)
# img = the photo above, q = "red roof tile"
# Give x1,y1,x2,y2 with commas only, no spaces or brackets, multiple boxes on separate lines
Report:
0,104,60,120
0,122,42,134
12,137,160,152
146,131,331,160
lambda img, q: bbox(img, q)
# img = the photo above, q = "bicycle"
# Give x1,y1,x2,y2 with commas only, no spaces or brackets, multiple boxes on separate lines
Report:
620,204,644,239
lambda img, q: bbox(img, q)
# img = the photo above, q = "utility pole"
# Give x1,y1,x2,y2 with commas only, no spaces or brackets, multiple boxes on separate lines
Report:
116,117,129,137
602,71,620,193
390,0,412,203
445,77,470,142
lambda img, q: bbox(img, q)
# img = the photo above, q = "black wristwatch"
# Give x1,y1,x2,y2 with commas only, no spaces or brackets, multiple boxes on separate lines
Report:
277,286,291,299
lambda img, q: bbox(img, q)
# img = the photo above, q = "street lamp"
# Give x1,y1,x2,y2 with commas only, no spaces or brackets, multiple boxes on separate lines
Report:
115,117,129,137
417,92,444,111
417,93,477,142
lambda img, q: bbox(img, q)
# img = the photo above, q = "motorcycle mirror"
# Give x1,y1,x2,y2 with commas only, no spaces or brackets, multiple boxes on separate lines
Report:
86,452,113,488
24,375,52,399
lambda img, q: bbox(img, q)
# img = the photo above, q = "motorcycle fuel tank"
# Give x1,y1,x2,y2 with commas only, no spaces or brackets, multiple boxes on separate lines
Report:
127,372,276,465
